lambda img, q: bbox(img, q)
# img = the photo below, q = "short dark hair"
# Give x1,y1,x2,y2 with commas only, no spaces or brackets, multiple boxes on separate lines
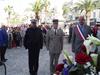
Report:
52,19,58,23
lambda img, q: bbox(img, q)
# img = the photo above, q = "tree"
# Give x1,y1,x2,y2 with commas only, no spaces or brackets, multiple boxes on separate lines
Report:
28,0,45,21
26,0,50,23
62,3,70,19
71,7,81,19
43,0,50,22
95,0,100,9
9,14,22,25
43,0,50,13
4,5,14,24
75,0,99,25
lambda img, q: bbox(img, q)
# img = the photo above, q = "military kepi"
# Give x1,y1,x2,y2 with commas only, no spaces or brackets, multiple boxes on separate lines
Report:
30,19,37,24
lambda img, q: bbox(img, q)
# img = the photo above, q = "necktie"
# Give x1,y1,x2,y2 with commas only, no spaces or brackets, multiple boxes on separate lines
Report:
55,29,56,35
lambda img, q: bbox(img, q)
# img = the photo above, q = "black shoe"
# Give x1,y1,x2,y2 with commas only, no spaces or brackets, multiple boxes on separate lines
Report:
35,73,37,75
0,62,3,66
30,72,37,75
1,59,8,62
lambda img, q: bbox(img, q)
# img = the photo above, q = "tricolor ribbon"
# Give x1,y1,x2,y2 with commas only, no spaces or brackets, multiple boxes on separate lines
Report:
76,25,85,41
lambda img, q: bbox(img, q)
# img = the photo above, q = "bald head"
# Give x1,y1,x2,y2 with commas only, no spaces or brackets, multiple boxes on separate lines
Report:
79,16,85,25
79,16,85,21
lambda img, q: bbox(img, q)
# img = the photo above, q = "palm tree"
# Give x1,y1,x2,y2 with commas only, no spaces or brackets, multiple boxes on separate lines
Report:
29,0,45,21
43,0,50,13
71,6,81,18
4,5,14,20
26,0,50,23
75,0,99,25
4,5,14,24
62,3,70,19
43,0,50,12
9,13,22,25
95,0,100,9
43,0,50,23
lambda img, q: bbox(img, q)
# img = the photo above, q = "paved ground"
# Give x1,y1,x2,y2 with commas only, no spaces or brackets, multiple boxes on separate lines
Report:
0,38,74,75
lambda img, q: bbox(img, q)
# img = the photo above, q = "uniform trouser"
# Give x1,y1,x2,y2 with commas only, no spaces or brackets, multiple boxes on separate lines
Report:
28,48,40,75
0,46,7,61
49,53,60,74
97,54,100,73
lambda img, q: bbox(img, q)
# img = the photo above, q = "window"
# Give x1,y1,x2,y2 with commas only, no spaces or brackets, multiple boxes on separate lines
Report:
93,12,96,18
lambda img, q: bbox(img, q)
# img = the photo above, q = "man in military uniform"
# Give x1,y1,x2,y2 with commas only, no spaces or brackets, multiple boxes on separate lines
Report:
24,19,43,75
46,19,64,75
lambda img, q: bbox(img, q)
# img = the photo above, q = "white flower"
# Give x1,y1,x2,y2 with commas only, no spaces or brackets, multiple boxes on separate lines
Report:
84,62,91,68
87,35,100,46
64,64,68,68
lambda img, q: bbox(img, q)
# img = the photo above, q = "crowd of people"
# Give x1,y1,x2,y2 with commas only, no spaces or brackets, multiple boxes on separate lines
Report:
0,23,50,62
0,16,100,75
0,23,51,48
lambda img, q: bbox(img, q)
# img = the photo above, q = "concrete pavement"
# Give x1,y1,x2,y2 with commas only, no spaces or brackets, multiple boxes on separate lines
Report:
0,39,73,75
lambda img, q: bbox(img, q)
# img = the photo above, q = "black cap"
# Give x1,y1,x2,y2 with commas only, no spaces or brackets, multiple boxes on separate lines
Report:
30,19,37,24
52,19,58,23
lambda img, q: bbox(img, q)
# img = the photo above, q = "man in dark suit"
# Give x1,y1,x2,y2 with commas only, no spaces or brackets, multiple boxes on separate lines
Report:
72,16,92,54
24,19,43,75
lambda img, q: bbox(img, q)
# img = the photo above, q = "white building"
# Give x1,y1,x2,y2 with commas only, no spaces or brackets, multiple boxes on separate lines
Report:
91,9,100,22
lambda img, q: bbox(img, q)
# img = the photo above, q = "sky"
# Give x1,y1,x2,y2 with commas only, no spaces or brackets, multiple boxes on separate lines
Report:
0,0,78,23
0,0,77,13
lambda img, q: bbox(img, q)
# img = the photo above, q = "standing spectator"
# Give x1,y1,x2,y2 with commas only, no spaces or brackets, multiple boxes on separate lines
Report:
15,28,21,48
72,16,92,54
8,28,13,48
42,26,47,45
0,25,8,62
46,19,64,75
12,28,17,48
96,25,100,53
43,25,51,45
20,25,27,46
24,19,43,75
68,23,74,43
92,24,98,37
